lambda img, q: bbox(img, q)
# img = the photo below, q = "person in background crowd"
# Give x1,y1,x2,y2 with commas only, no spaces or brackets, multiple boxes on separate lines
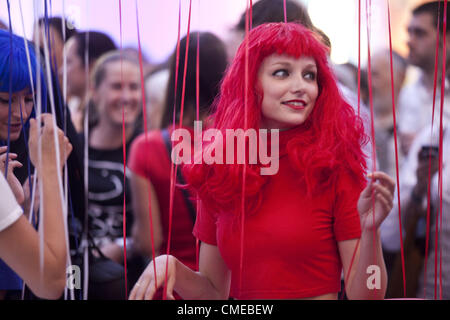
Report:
127,32,228,298
397,1,450,155
84,50,142,270
34,16,77,86
65,31,116,132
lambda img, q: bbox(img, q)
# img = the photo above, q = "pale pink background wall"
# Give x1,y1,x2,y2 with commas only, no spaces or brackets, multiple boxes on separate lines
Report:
0,0,432,65
0,0,248,63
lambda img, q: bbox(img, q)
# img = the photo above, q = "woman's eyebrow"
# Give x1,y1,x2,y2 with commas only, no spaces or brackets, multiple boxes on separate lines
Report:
304,63,318,69
271,61,291,67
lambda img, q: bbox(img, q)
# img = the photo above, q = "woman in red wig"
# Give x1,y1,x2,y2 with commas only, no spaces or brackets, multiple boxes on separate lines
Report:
130,22,395,300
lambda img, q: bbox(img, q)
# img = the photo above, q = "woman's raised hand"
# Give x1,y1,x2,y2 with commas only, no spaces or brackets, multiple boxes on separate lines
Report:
28,114,72,173
0,146,24,204
129,254,177,300
357,171,396,231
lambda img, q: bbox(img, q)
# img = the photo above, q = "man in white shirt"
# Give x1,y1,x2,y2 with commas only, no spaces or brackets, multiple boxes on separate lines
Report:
397,1,450,155
382,1,450,299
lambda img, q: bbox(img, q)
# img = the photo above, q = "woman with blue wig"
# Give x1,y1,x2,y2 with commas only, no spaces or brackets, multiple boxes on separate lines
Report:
0,29,70,300
0,28,46,204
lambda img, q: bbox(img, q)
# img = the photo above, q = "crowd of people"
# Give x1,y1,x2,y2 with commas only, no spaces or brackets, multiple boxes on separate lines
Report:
0,0,449,300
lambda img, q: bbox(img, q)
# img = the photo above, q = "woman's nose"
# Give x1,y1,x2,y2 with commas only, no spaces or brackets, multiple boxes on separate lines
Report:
10,98,25,118
290,74,305,94
121,88,139,104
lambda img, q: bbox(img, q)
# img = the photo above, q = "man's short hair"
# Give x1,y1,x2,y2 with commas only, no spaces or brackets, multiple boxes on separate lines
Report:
37,17,77,42
234,0,331,49
413,1,450,33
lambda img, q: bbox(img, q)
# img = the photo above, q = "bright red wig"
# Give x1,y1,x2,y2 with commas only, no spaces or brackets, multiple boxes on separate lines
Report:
184,22,367,217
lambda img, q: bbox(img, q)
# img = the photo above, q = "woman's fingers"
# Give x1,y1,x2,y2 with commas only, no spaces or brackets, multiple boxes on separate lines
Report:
130,263,161,300
367,171,396,194
0,152,18,160
375,192,393,214
129,256,176,300
364,185,393,213
29,114,73,170
372,183,393,204
6,160,23,170
144,279,158,300
166,274,176,300
131,274,153,300
0,153,19,172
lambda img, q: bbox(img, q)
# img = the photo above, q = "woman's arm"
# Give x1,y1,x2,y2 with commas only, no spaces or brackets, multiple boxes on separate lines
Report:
339,171,395,300
129,242,231,300
0,114,72,299
130,171,163,258
339,231,387,300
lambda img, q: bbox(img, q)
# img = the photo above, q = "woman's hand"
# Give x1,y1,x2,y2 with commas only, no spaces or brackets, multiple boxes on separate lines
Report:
0,146,24,204
357,171,395,231
28,114,72,173
129,254,177,300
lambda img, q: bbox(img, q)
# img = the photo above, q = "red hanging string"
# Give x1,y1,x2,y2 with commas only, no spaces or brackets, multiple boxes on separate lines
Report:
118,0,129,298
387,0,407,298
178,0,193,128
162,0,181,299
195,23,200,272
249,0,253,29
283,0,287,23
238,0,251,296
196,30,200,122
135,0,159,292
363,0,380,299
357,0,361,117
164,0,193,300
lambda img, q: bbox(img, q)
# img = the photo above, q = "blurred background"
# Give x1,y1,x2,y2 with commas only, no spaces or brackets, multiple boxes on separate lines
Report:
0,0,433,66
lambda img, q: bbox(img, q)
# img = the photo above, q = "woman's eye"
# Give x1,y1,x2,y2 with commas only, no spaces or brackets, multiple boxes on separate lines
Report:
304,72,316,80
0,97,9,104
272,69,289,77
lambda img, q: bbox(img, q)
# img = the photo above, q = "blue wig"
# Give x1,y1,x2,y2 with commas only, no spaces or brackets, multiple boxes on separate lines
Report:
0,29,46,96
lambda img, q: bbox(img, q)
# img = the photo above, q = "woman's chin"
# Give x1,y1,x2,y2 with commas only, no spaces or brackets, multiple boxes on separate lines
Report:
0,131,21,142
